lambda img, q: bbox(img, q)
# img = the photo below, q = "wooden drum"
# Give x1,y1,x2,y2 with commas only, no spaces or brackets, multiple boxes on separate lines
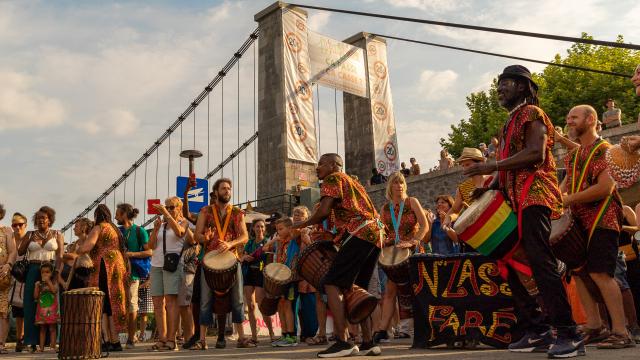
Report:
202,250,238,292
378,246,411,285
258,296,280,317
263,263,292,298
550,211,587,270
297,240,377,324
59,287,104,360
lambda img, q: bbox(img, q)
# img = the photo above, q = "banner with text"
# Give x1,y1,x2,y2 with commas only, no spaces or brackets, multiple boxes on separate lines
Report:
307,30,367,98
283,10,318,163
365,40,400,176
411,253,518,349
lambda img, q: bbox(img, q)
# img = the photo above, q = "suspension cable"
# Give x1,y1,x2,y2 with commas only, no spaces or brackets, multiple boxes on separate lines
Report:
374,33,633,78
334,89,339,153
288,3,640,51
144,158,148,223
253,41,257,199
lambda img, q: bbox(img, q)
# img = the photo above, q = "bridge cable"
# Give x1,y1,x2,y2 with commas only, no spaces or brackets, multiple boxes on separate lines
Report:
373,33,633,78
222,76,225,177
133,168,137,210
155,147,159,200
316,84,321,153
334,89,339,153
179,124,183,176
288,3,640,51
253,41,257,200
168,132,171,197
144,159,148,223
207,92,211,173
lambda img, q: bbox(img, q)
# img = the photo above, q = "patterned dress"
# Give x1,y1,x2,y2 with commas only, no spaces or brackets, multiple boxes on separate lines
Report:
381,199,418,244
320,172,386,246
498,105,563,218
563,139,622,233
88,223,128,332
35,282,59,324
0,227,11,317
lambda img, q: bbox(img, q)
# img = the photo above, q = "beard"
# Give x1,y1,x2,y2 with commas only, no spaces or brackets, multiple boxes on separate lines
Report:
115,218,124,226
217,193,231,204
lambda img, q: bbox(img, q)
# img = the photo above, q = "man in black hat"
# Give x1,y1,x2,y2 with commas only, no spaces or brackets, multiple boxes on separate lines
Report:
465,65,582,358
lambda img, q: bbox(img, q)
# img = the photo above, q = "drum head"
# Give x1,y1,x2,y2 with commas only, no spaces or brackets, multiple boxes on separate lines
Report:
378,246,411,267
550,211,573,242
264,263,292,282
453,190,499,233
203,250,237,270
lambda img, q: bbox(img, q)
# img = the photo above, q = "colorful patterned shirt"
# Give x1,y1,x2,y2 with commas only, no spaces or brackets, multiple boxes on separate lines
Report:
202,204,245,253
563,139,622,233
381,199,418,244
320,172,386,246
498,105,562,219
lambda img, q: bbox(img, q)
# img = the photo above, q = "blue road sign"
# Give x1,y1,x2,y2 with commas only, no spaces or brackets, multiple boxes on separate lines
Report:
176,176,209,213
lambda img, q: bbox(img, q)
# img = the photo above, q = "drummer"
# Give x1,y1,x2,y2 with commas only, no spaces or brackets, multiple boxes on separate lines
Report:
560,105,632,348
293,153,385,358
372,171,428,344
463,65,579,358
263,217,309,347
194,178,254,349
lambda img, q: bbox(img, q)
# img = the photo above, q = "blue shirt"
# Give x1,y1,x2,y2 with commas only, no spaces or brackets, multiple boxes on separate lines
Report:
430,218,459,255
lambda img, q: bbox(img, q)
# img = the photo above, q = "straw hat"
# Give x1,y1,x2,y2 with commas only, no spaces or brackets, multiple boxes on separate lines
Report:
457,147,485,163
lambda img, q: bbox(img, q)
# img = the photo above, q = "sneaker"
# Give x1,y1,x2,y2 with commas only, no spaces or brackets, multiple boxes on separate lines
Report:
215,338,226,349
357,342,381,356
15,341,24,353
509,330,553,353
277,335,298,347
272,337,289,347
110,342,123,352
125,340,135,349
548,336,584,358
372,331,389,344
317,340,359,358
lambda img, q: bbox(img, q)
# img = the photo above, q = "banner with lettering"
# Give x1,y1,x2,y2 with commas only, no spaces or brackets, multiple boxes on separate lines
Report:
411,253,518,349
365,40,400,176
307,30,367,98
282,10,318,164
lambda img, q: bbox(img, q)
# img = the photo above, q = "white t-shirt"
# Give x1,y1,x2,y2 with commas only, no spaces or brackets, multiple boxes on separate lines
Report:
151,220,187,268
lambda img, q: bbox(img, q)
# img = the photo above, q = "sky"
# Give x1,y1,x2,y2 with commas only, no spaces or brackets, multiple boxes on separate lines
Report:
1,0,639,236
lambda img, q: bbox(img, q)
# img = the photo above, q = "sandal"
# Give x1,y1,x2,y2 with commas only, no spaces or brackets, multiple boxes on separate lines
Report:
163,341,179,351
581,326,610,345
236,338,257,348
0,344,7,355
305,335,328,345
197,340,208,350
149,341,166,352
597,333,635,349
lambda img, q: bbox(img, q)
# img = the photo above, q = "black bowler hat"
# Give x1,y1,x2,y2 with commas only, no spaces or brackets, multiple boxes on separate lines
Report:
498,65,538,91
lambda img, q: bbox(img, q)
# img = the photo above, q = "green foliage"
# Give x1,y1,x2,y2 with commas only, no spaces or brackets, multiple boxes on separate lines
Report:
441,33,640,157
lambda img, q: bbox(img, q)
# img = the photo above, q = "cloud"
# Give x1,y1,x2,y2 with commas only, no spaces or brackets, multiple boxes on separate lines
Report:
77,109,140,137
308,12,331,31
0,70,65,131
417,69,458,100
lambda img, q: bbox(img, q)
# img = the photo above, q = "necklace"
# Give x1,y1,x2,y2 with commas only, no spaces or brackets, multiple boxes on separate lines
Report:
35,229,51,240
508,100,527,117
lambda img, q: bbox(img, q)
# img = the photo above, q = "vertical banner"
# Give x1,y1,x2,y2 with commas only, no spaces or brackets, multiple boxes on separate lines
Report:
365,41,400,176
283,10,318,164
411,253,518,349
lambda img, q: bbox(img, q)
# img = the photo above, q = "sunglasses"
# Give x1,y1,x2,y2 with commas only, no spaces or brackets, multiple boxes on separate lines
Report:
11,223,26,228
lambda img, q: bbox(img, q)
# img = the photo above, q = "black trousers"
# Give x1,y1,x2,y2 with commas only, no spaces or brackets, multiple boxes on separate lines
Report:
507,206,576,335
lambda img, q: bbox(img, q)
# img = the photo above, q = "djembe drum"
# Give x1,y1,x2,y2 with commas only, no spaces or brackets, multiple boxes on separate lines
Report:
59,287,104,359
378,246,411,285
606,143,640,188
549,210,588,270
202,250,238,315
296,240,378,324
454,190,539,296
263,263,292,298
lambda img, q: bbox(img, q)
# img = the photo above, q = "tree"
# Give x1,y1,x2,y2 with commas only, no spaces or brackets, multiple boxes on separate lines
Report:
441,33,640,157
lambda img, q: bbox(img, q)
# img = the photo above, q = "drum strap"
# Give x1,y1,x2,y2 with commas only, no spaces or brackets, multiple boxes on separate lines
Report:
389,200,405,245
211,205,232,244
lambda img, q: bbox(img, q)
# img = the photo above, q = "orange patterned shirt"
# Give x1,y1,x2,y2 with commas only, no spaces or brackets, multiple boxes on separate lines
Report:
320,172,386,246
498,105,563,219
563,139,622,233
202,204,245,253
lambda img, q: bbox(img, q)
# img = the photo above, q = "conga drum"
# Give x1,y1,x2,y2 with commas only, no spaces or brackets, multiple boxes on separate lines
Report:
549,211,587,270
59,287,104,359
297,240,377,324
378,246,411,285
453,190,519,259
202,250,238,292
258,296,280,317
263,263,292,298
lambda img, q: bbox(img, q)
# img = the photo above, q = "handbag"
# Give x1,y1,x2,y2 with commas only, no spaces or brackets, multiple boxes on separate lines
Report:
130,226,151,278
11,233,31,283
10,280,25,308
162,225,181,273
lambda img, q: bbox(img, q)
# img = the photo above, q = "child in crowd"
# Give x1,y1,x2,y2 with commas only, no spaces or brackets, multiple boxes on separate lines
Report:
34,262,59,352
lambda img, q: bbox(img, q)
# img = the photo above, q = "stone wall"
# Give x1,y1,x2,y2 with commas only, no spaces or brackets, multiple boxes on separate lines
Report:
366,123,640,210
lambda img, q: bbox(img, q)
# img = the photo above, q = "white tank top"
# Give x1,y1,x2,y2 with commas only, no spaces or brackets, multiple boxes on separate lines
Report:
27,232,58,262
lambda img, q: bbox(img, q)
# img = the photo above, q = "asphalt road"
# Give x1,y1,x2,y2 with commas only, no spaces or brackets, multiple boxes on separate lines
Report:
9,337,639,359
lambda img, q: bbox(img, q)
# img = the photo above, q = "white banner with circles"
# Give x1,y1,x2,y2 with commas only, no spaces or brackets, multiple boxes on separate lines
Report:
283,10,318,164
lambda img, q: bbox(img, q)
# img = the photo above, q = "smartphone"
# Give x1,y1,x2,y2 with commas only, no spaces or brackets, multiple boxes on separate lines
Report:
147,199,161,214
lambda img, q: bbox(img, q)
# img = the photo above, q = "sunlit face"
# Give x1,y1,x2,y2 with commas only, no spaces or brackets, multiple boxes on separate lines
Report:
73,221,85,237
215,182,232,204
436,199,451,213
497,78,521,108
11,219,26,235
253,221,266,239
391,179,406,197
114,209,124,225
566,107,593,138
632,65,640,96
164,200,182,220
35,212,50,231
293,210,308,223
40,267,52,279
316,156,335,180
459,159,477,170
276,223,291,238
